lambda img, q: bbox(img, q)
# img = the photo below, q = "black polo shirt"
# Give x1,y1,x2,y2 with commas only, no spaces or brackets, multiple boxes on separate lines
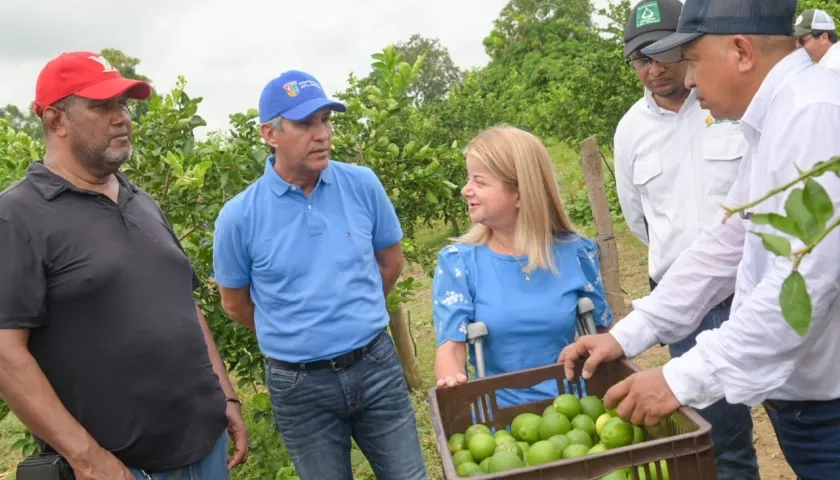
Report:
0,161,227,471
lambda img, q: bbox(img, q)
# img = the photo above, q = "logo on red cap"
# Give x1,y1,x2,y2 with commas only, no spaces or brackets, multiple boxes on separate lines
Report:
32,51,151,117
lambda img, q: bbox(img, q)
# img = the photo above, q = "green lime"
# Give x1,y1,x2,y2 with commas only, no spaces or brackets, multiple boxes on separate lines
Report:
468,432,497,462
464,424,492,445
595,412,613,435
539,412,571,440
452,449,474,467
562,443,590,458
599,469,631,480
638,460,669,480
496,435,517,446
553,394,582,419
588,443,608,454
494,429,513,440
566,428,593,448
601,419,635,449
548,434,572,452
633,425,645,444
510,412,542,444
479,457,491,473
543,405,557,417
517,441,530,459
456,461,483,477
525,440,562,466
580,395,607,420
571,414,597,437
449,433,466,454
487,451,525,473
494,441,520,459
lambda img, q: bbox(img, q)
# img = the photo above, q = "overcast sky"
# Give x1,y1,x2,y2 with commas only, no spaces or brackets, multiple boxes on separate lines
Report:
0,0,616,135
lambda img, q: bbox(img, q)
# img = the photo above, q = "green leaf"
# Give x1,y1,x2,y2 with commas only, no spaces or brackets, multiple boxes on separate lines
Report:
751,232,792,258
802,178,834,226
779,271,812,337
748,213,802,238
784,189,821,244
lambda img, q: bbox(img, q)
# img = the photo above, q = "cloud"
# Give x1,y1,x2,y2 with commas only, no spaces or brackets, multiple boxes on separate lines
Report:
0,0,619,134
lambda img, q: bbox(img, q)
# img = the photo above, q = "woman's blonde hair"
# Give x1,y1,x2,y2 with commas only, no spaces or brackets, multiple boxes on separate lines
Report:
454,125,577,272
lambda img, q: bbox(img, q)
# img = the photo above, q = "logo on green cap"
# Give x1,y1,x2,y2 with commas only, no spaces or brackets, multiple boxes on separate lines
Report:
636,1,662,28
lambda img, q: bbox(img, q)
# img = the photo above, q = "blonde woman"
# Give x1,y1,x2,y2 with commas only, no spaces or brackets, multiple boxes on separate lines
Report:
432,125,613,408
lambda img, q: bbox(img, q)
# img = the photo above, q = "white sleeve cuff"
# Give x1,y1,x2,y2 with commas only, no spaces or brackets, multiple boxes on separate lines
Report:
662,348,720,410
609,312,660,358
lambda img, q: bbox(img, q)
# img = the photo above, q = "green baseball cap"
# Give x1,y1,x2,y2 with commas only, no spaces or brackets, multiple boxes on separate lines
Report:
794,9,836,37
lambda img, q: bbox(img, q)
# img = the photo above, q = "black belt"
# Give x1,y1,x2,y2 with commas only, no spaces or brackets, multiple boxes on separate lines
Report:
649,277,734,310
266,330,385,372
763,397,840,413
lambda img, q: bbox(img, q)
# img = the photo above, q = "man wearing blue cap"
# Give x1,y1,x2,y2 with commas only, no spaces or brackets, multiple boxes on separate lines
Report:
560,0,840,477
212,70,428,480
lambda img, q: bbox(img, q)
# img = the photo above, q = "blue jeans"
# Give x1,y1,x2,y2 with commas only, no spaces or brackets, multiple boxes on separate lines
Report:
765,398,840,480
129,431,228,479
668,302,760,480
266,332,428,480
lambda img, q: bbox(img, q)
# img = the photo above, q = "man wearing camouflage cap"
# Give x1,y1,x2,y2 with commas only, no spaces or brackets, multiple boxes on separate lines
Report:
561,0,840,476
794,8,840,71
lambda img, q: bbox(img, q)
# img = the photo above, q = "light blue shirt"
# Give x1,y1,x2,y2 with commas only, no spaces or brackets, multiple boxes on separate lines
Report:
432,234,613,408
212,156,402,363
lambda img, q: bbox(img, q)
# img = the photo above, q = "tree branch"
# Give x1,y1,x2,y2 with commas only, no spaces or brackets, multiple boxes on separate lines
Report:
792,216,840,270
721,158,839,222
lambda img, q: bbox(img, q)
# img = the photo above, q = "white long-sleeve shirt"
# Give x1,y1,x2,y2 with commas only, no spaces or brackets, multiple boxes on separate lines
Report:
613,88,748,282
818,42,840,73
610,48,840,409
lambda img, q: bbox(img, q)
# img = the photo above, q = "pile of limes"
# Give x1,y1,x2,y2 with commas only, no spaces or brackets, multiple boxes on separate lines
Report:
447,393,663,478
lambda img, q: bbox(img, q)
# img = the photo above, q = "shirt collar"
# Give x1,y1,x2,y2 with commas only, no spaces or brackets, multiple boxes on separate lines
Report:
262,154,333,197
740,48,813,137
818,42,840,67
27,160,139,201
644,87,699,116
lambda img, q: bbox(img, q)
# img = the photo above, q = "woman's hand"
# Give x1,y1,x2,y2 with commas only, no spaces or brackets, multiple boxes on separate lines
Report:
436,373,468,388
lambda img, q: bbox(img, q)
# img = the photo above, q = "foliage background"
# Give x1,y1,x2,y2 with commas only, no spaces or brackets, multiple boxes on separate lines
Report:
1,0,837,478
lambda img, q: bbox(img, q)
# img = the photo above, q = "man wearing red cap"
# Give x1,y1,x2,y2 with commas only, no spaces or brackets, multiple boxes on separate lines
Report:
0,51,248,479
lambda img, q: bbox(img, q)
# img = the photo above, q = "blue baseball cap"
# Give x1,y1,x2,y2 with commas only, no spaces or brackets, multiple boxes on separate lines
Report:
641,0,798,56
258,70,347,124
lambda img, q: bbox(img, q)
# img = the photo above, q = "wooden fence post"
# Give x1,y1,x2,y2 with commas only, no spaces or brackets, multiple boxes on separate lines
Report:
579,136,626,320
389,305,424,390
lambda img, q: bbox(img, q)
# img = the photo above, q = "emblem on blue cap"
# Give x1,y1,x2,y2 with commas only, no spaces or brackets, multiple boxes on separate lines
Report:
283,82,300,97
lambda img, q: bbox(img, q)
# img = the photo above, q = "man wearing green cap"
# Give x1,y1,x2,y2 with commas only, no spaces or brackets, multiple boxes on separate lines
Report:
794,8,840,71
613,1,759,478
560,0,840,477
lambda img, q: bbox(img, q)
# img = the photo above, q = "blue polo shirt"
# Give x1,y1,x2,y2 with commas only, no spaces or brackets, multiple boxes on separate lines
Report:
212,156,403,363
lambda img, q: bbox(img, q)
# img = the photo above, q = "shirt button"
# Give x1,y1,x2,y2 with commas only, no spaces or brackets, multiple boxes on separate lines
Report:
291,186,297,191
307,205,312,210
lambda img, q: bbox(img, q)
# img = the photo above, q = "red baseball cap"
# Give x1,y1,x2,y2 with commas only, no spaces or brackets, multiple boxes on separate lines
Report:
32,51,152,117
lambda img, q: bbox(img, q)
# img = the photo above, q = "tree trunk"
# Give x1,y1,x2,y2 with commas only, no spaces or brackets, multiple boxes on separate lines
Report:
579,136,626,320
388,305,424,389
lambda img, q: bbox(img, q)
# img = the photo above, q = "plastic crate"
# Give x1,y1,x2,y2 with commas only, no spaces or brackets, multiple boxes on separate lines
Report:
428,359,717,479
